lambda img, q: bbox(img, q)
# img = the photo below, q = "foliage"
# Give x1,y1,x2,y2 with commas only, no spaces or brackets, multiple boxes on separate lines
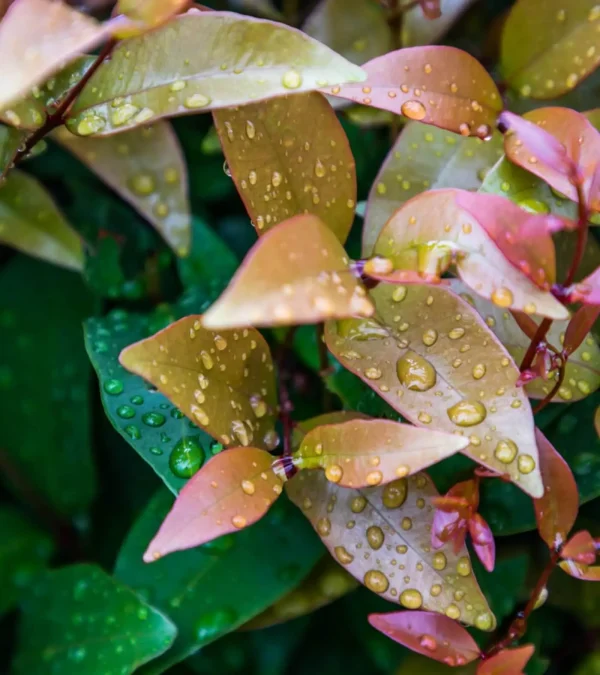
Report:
2,0,600,674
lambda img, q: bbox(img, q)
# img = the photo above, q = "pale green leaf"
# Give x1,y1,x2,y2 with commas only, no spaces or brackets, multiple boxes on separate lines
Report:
401,0,477,47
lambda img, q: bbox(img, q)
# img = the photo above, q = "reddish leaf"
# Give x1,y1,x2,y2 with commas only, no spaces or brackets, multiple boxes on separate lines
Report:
503,108,600,211
570,267,600,306
293,418,470,488
432,508,467,553
369,611,480,666
564,305,600,355
534,429,579,550
561,531,597,565
469,514,495,572
477,644,535,674
559,561,600,581
326,46,502,138
202,214,374,329
143,447,283,561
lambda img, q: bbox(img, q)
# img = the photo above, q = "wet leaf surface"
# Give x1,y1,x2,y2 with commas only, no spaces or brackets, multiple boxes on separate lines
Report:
67,10,365,135
476,644,535,674
287,469,495,629
12,564,177,675
213,92,356,243
0,123,23,177
325,283,544,498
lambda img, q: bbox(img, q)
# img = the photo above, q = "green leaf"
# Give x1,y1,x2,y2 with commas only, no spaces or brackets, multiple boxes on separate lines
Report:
473,552,529,626
84,303,218,495
0,123,23,177
0,169,84,271
12,563,177,675
53,121,191,256
0,256,96,516
501,0,600,99
0,507,54,617
66,10,366,136
114,488,324,671
0,95,46,131
363,122,503,255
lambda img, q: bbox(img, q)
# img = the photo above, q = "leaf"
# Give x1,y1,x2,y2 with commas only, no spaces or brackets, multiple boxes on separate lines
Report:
368,611,481,665
66,10,366,136
327,47,502,138
596,405,600,436
372,189,568,319
0,0,117,110
293,418,469,487
362,122,503,255
561,530,597,564
401,0,477,47
213,92,356,243
558,560,600,581
502,108,600,210
117,0,189,30
449,280,600,402
325,283,545,498
202,214,374,329
12,563,177,675
119,314,279,451
53,122,191,256
0,123,23,176
0,256,96,516
115,488,323,670
0,169,84,271
244,557,358,629
302,0,392,66
534,429,579,549
571,266,600,305
0,94,46,131
564,305,600,355
501,0,600,99
0,507,54,617
286,470,496,630
477,645,535,674
144,447,283,560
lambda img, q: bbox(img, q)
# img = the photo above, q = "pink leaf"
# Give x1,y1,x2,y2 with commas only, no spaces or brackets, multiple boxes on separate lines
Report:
563,305,600,355
534,429,579,550
559,561,600,581
432,508,467,552
469,514,496,572
477,645,535,674
568,267,600,306
369,611,481,666
561,530,597,565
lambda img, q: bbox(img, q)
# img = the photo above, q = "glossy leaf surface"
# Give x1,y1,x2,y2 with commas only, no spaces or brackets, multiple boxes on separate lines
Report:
144,447,283,560
115,488,323,669
501,0,600,99
450,280,600,402
12,564,176,675
117,0,189,28
0,94,46,131
214,93,356,243
0,256,96,516
0,169,83,271
325,283,545,498
401,0,477,47
363,122,502,255
202,214,373,329
504,107,600,210
119,315,278,451
369,611,480,665
571,266,600,305
477,644,535,674
67,10,366,135
373,189,568,319
287,470,495,629
559,560,600,581
54,122,191,256
328,47,502,138
293,418,469,487
0,0,115,109
534,429,579,549
561,530,597,564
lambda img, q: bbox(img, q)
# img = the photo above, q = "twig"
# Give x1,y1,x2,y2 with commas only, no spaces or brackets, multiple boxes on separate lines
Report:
276,327,298,457
532,363,566,414
564,181,589,287
519,318,552,372
12,38,117,166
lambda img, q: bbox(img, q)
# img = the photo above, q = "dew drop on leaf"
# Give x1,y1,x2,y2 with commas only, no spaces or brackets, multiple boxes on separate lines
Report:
168,436,205,478
446,400,487,427
396,352,436,391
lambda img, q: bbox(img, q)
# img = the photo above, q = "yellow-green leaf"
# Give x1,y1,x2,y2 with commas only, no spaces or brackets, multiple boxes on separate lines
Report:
325,283,544,498
116,0,189,30
372,189,569,320
363,122,503,256
450,280,600,402
401,0,477,47
294,418,469,487
286,469,495,629
119,316,279,450
0,169,83,270
213,92,356,243
501,0,600,99
0,123,24,177
53,122,191,256
0,95,46,131
302,0,392,67
66,10,366,136
243,557,358,630
0,0,116,110
202,214,374,329
143,447,283,561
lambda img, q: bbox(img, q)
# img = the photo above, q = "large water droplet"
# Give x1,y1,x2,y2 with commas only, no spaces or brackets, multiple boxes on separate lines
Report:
364,569,389,594
338,318,387,341
447,400,487,426
382,478,408,508
169,436,205,478
117,405,136,419
401,100,426,120
103,378,124,395
282,70,302,89
397,352,436,391
142,412,166,427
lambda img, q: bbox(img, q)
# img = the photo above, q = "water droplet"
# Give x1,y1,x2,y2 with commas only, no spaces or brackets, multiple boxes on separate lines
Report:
475,612,494,631
103,379,124,395
447,400,487,426
195,608,237,642
518,454,535,474
335,546,354,565
491,287,513,308
124,424,141,440
129,173,155,196
111,103,139,126
351,496,367,513
170,80,186,92
366,470,383,485
325,464,343,483
142,412,166,427
250,394,268,418
314,158,326,178
365,367,382,380
317,517,331,536
432,552,447,570
422,328,438,346
397,352,436,391
364,569,389,594
282,70,302,89
400,589,422,609
169,436,205,478
76,113,106,136
367,525,384,550
401,100,426,120
472,363,486,380
494,439,518,464
419,634,437,651
184,93,211,109
338,318,387,341
232,514,247,528
245,120,256,139
232,419,251,446
392,286,408,302
200,351,214,370
456,556,471,576
117,405,136,419
241,479,255,495
68,646,87,662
